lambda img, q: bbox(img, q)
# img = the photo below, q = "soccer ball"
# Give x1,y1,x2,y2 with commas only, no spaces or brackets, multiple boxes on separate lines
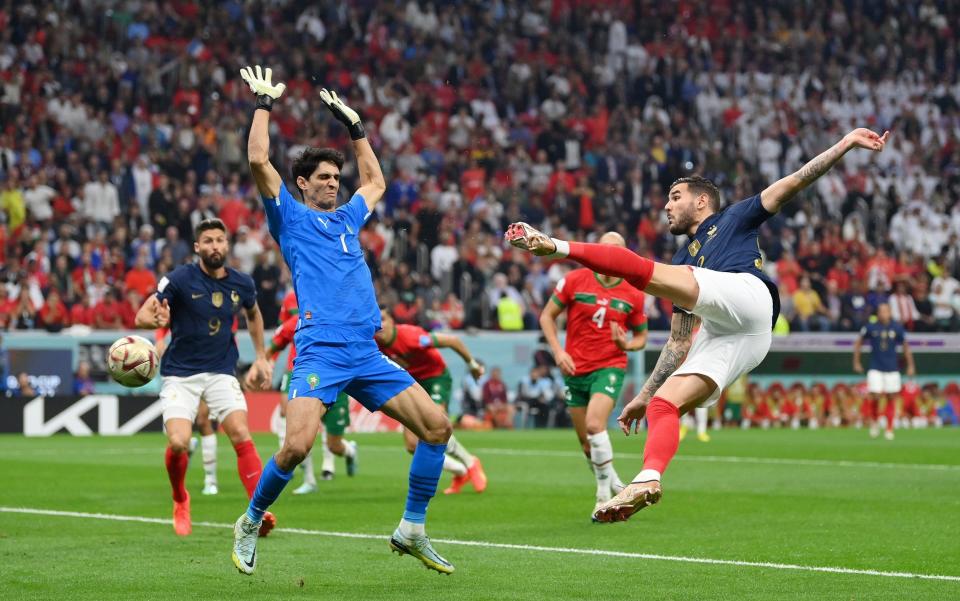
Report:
107,335,160,387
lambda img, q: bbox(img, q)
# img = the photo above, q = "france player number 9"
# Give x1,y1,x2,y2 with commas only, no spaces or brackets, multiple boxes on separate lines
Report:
209,317,221,336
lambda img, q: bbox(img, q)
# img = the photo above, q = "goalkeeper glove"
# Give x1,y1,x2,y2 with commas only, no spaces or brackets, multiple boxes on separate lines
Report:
240,65,286,112
319,88,365,140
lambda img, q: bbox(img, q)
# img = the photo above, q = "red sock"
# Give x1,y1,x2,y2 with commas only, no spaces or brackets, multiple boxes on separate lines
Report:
165,446,188,503
642,397,681,475
568,242,655,289
234,439,263,499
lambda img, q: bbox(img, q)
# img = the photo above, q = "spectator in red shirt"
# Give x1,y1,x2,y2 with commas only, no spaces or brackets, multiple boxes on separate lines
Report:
776,249,803,294
440,292,465,330
69,291,96,327
38,289,69,332
124,254,157,298
93,289,125,329
393,292,422,325
219,190,251,234
481,366,514,429
119,289,143,329
460,160,486,202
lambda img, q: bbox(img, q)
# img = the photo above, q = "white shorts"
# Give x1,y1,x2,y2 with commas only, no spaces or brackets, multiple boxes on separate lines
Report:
160,373,247,423
867,370,901,394
672,268,774,405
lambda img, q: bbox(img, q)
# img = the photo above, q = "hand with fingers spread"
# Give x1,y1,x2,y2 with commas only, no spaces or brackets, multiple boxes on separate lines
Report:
617,394,651,435
319,88,365,140
240,65,286,111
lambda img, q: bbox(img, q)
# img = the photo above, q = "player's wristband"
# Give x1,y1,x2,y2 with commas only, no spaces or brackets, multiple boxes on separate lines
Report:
468,358,481,371
346,121,366,141
255,94,275,112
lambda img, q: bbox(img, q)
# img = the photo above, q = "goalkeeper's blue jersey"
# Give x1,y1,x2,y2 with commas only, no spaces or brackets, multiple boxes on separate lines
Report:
262,183,380,345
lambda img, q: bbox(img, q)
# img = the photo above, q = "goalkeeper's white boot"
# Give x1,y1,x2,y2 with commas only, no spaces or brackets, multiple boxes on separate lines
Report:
231,513,261,575
389,528,455,575
202,477,219,496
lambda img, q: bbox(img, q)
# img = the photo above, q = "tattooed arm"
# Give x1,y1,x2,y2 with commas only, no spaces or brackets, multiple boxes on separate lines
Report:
760,128,889,214
617,311,699,434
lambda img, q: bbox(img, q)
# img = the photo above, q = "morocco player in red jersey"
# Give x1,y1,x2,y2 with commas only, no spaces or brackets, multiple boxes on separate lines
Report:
540,232,648,519
375,308,488,494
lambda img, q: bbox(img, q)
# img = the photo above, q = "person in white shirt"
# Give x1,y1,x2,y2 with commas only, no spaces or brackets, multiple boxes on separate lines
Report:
22,172,56,222
131,155,154,217
83,170,120,228
888,280,920,328
232,225,264,274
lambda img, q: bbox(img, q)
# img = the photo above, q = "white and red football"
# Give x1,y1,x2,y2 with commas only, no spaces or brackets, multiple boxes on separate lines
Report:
107,335,160,387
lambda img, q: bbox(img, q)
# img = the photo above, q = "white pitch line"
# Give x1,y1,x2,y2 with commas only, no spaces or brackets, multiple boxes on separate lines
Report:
1,506,958,583
463,447,960,472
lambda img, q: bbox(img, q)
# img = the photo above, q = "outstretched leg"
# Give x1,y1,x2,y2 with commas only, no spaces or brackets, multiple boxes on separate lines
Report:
505,223,700,310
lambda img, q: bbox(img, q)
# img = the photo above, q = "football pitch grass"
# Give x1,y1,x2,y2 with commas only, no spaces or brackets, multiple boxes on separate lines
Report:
1,428,958,600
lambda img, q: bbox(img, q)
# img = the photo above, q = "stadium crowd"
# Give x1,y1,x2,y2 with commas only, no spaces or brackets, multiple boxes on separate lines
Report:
1,0,959,335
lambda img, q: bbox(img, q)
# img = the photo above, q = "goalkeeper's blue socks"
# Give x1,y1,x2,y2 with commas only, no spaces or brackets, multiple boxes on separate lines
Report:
401,441,447,529
246,457,293,522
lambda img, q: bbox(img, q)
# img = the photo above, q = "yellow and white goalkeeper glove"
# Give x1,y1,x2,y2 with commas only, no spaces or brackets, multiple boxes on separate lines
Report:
319,88,365,140
240,65,286,112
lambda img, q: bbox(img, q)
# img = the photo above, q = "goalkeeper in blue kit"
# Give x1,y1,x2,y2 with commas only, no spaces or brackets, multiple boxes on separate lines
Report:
231,66,456,575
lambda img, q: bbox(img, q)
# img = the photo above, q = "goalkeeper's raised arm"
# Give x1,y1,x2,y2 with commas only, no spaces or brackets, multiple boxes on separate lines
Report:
318,88,385,213
241,65,286,200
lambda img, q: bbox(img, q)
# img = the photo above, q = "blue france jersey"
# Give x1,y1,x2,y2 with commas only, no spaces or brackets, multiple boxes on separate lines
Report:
860,321,905,372
671,194,780,323
262,183,379,344
155,263,257,377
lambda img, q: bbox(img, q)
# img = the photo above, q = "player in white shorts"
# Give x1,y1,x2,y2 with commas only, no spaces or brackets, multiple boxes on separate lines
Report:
853,302,915,440
136,218,274,536
507,127,890,522
156,327,221,495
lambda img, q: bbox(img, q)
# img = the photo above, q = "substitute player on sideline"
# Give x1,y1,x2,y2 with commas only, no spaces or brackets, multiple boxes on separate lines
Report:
136,218,274,536
539,231,647,520
261,291,357,494
375,308,488,495
233,65,456,575
853,302,915,440
507,127,889,522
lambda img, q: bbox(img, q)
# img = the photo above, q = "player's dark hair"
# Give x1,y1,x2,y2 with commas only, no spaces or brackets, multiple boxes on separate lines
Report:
194,218,227,241
292,147,345,198
671,176,721,212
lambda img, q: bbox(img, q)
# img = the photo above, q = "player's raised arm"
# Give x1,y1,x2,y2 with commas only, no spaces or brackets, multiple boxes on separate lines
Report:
135,295,170,330
760,128,890,214
243,302,273,390
319,89,385,212
431,333,485,378
617,311,699,435
241,65,286,199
